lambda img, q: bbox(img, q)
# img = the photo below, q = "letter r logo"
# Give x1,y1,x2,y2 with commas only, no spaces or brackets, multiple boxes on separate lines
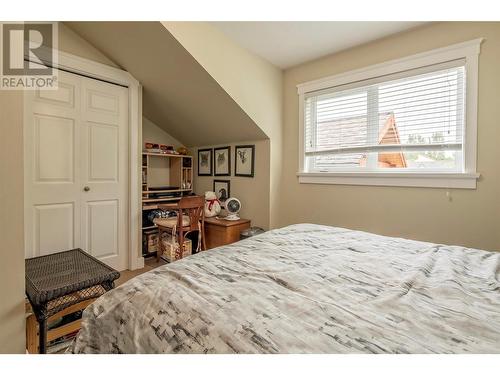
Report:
2,23,54,76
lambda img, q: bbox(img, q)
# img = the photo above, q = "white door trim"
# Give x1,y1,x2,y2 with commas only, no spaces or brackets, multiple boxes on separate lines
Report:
25,49,144,270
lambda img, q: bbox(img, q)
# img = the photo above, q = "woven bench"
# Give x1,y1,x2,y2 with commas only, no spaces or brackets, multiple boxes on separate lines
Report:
25,249,120,353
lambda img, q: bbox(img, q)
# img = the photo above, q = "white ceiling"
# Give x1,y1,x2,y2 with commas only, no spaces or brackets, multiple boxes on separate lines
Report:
210,22,426,69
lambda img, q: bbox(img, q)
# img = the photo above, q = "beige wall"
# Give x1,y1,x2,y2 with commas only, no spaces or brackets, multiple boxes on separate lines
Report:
142,116,184,150
164,22,283,228
278,22,500,251
0,91,25,353
192,140,271,230
59,22,118,67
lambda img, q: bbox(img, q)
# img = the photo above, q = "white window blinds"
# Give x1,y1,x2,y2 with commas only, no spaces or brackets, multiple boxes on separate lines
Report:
304,60,466,172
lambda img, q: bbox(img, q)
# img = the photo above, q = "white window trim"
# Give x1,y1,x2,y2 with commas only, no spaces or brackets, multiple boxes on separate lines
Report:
297,38,483,189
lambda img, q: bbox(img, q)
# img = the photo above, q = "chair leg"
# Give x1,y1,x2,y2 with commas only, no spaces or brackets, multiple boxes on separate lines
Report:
157,227,163,262
201,223,207,251
177,231,184,260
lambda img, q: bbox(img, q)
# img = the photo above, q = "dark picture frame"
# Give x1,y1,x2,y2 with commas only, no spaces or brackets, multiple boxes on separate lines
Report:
197,148,213,176
234,145,255,177
213,179,230,203
214,146,231,176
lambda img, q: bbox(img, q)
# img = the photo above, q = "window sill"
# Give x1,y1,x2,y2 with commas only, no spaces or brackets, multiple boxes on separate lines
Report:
297,172,480,189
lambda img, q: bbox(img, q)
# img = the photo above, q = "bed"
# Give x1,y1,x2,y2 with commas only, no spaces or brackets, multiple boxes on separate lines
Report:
70,224,500,353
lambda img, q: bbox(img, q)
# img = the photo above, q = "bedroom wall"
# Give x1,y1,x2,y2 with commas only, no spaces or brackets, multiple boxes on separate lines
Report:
278,22,500,251
191,139,271,230
142,116,184,150
58,22,118,67
0,91,25,353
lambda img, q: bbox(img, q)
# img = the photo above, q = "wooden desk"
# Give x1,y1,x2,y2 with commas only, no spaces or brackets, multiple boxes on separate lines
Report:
204,217,251,249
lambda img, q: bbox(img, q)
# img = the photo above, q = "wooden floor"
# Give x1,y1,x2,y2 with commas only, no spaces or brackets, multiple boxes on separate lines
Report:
116,257,167,286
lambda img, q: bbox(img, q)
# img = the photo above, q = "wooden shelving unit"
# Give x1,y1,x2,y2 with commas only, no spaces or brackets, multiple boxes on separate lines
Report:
141,152,193,257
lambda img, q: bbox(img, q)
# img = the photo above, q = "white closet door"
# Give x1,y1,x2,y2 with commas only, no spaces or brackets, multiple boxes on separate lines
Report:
24,71,82,260
24,70,129,271
80,78,128,271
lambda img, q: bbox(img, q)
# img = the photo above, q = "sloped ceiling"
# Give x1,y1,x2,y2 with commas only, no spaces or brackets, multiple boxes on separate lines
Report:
65,22,267,147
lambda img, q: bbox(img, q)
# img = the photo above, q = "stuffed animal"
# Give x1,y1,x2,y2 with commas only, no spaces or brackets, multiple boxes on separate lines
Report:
204,191,221,218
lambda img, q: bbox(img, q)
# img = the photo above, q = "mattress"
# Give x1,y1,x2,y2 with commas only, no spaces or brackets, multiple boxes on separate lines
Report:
70,224,500,353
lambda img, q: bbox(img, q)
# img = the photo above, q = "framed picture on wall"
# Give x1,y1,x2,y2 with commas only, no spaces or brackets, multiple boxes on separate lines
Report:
235,145,255,177
214,146,231,176
198,148,213,176
213,179,230,203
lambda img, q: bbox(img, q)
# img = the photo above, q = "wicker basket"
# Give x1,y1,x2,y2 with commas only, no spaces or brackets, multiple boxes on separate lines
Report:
160,232,192,262
143,231,158,253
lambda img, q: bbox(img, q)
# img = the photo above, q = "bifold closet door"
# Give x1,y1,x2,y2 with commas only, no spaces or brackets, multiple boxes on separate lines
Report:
80,78,128,271
24,70,129,271
24,71,82,261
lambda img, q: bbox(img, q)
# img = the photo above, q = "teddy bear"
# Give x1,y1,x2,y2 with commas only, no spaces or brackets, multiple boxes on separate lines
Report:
204,191,221,218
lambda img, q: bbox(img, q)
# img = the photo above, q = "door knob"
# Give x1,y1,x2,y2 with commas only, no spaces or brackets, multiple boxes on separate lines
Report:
83,186,90,192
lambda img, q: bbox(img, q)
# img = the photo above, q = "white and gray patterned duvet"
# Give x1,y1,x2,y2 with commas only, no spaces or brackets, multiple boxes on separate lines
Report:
70,224,500,353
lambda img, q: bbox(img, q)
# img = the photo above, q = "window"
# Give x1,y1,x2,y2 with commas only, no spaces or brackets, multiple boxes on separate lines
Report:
306,63,464,172
297,39,482,189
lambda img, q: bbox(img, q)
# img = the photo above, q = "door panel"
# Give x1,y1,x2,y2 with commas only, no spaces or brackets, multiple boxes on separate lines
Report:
36,82,75,107
87,89,119,114
34,115,75,183
88,122,119,182
34,202,75,256
85,200,118,259
25,70,129,270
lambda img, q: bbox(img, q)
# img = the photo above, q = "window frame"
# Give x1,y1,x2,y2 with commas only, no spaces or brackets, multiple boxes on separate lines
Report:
297,39,483,189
